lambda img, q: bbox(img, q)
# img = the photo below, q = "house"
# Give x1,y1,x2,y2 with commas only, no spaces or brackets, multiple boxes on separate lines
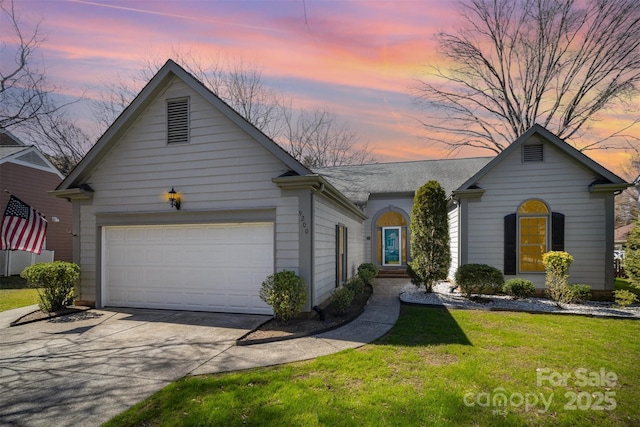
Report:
53,60,629,314
319,126,629,298
1,129,73,275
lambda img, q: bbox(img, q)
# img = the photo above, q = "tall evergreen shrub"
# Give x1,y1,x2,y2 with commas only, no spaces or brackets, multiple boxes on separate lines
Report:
409,180,450,293
624,218,640,288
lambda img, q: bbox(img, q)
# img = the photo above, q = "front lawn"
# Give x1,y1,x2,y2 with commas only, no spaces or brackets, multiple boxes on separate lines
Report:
106,306,640,426
0,276,39,312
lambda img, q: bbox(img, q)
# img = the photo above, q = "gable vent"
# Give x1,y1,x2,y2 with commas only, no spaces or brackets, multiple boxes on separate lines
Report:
522,144,544,162
167,98,189,144
16,151,48,168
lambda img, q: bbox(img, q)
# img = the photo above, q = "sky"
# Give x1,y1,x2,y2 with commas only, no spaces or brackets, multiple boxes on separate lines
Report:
3,0,638,174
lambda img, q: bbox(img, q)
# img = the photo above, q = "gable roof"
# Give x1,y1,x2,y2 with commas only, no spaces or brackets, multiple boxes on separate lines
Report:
456,124,629,193
315,157,493,205
57,59,311,191
0,145,64,179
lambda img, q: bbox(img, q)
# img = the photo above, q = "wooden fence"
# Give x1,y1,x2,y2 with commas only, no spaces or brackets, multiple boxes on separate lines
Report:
614,250,626,278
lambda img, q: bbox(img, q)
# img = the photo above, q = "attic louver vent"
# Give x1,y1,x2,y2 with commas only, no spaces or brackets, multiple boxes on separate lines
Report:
522,144,544,162
167,98,189,144
16,151,48,168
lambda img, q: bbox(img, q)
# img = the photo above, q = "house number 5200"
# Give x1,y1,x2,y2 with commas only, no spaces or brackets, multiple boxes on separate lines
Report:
299,210,309,234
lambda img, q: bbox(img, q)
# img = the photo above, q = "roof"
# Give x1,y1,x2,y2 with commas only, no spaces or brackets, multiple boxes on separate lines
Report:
0,128,25,146
57,59,312,191
0,145,64,179
314,157,493,204
0,145,29,160
457,124,629,192
615,223,635,242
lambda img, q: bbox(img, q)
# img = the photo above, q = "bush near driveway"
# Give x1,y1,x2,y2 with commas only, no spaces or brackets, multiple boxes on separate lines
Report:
20,261,79,312
259,270,306,322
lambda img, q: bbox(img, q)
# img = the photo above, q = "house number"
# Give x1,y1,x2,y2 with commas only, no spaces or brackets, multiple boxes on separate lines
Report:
299,210,310,234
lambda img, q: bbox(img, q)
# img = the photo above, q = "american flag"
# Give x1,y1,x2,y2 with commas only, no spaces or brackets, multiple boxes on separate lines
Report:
1,195,48,254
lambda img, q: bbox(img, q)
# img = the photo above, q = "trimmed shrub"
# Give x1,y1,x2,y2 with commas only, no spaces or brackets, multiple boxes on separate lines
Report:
503,278,536,298
613,289,638,307
259,270,307,322
357,263,379,285
543,251,574,305
329,286,355,316
344,276,366,295
568,284,591,304
409,180,450,293
21,261,80,312
455,264,504,299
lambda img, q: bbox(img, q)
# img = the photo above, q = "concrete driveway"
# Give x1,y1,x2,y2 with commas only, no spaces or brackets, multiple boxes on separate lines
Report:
0,308,269,426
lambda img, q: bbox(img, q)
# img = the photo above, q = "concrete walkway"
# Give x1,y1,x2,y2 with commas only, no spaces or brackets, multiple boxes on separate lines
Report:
0,279,405,426
192,278,404,375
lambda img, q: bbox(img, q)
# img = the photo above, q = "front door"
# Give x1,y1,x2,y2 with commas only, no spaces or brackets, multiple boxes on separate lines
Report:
382,226,402,266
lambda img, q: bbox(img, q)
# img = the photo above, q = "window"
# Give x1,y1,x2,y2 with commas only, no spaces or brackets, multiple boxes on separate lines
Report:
518,200,549,272
167,97,189,144
504,202,564,275
336,224,347,286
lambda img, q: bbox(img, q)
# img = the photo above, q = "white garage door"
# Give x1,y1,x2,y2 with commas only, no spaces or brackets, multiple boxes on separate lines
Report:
102,223,274,314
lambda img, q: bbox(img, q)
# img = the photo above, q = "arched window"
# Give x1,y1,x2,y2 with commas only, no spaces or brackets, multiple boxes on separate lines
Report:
518,199,549,272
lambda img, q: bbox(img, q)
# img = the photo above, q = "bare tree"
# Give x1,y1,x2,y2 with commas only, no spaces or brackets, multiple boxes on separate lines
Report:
94,52,372,167
22,109,93,175
616,152,640,226
414,0,640,154
1,0,89,175
281,105,375,167
0,0,67,129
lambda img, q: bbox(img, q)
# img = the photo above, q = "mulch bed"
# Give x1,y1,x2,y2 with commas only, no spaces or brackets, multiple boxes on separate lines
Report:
237,285,373,345
10,306,93,327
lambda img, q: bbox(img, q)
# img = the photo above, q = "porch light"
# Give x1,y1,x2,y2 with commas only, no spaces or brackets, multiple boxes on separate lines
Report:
168,187,181,210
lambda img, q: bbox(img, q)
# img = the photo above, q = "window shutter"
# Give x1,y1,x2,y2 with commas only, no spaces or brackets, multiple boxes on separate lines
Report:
504,213,517,275
551,212,565,251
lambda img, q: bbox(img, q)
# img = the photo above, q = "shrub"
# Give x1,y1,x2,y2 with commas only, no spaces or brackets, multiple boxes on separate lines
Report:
568,284,591,304
455,264,504,299
624,218,640,288
21,261,80,312
543,251,574,305
344,276,366,295
259,270,307,322
613,289,638,307
357,263,379,285
329,286,355,316
409,180,450,293
503,278,536,298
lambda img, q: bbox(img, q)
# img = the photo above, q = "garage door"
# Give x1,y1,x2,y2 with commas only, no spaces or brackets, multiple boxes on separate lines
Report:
102,223,274,314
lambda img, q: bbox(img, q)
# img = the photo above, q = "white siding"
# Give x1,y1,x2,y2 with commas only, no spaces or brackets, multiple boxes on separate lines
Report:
77,76,301,303
313,193,365,306
448,204,460,280
465,136,609,289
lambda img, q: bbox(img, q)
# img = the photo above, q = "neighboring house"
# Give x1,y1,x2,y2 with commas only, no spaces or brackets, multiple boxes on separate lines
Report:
53,60,629,314
0,129,73,275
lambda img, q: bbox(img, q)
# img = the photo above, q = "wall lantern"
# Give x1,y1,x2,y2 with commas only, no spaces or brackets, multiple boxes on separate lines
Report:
168,187,181,210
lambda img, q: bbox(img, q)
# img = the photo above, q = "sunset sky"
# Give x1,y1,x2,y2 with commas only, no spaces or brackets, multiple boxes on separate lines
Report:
3,0,638,174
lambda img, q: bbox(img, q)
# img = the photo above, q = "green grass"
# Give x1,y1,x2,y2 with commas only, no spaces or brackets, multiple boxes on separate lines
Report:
0,275,40,312
105,306,640,427
615,277,640,297
0,288,40,312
